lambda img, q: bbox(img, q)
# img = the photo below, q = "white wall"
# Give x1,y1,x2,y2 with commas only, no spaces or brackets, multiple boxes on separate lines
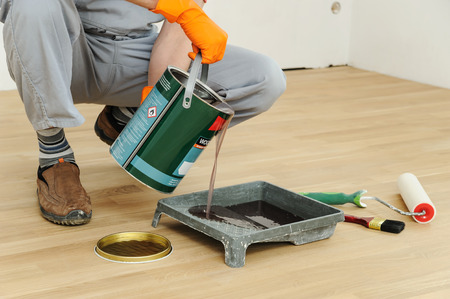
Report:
205,0,352,69
1,0,450,91
349,0,450,89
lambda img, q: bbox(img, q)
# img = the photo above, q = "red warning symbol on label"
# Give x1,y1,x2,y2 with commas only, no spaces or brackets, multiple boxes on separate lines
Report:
148,106,157,118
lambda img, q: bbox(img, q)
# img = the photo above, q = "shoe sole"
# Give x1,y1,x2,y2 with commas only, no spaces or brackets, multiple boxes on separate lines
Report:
94,116,115,146
39,205,92,225
37,190,92,226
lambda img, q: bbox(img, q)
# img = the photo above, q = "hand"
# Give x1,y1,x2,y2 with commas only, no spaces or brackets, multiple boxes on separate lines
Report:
181,9,227,64
152,0,227,64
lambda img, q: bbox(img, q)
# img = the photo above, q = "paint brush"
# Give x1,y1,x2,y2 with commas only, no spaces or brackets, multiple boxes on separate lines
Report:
344,214,405,234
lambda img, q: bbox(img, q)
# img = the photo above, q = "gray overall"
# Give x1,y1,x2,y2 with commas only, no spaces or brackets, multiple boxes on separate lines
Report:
0,0,286,131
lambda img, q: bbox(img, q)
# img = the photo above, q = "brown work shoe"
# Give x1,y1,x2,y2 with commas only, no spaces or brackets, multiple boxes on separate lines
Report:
37,161,92,225
94,106,122,146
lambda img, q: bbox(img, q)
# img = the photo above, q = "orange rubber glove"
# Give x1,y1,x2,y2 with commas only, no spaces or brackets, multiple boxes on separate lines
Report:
141,86,153,104
151,0,227,64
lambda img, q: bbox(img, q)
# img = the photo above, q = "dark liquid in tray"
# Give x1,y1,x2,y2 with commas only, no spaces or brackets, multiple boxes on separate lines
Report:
188,200,305,230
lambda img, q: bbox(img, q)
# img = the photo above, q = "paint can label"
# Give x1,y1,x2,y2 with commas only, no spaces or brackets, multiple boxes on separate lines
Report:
110,87,170,166
173,136,211,176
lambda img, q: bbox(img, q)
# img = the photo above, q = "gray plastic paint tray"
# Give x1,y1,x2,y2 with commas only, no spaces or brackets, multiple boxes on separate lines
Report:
152,181,344,267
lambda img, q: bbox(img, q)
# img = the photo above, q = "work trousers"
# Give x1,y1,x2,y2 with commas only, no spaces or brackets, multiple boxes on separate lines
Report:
1,0,286,131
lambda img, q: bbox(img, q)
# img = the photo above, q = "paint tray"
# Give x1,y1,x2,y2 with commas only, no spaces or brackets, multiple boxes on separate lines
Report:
152,181,344,267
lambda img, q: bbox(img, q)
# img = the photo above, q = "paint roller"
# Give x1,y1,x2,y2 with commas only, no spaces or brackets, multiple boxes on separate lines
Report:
301,173,436,224
397,173,436,224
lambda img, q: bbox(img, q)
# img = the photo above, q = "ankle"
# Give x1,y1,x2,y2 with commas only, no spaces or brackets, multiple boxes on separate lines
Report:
37,128,76,168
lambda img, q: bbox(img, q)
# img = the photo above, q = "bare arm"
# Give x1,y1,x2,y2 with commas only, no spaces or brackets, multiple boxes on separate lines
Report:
127,0,206,86
147,18,197,86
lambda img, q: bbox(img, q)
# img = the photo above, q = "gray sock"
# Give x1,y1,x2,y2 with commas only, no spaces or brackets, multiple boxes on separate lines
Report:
111,106,137,127
37,128,76,168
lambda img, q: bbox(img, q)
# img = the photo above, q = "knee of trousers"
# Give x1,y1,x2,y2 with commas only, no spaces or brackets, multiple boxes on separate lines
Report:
254,59,287,114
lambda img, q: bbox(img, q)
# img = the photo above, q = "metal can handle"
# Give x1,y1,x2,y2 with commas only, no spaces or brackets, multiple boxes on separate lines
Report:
183,52,209,109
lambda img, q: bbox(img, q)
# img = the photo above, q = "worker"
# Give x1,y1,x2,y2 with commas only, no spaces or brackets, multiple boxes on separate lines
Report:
0,0,286,225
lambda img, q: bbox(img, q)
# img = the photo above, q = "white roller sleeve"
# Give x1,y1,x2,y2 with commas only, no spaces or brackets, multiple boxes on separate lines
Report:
397,173,436,224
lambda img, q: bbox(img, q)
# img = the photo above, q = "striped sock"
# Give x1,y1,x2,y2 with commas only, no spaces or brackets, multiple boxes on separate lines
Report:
37,128,76,168
110,106,137,128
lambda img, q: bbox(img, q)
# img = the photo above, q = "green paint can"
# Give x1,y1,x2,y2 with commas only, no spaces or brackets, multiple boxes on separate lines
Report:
110,54,234,193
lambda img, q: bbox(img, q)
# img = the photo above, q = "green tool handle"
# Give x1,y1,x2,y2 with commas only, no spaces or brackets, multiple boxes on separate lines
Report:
299,190,368,208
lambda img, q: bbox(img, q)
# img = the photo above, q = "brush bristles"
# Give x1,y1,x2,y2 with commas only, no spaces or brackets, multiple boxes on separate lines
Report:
380,220,405,234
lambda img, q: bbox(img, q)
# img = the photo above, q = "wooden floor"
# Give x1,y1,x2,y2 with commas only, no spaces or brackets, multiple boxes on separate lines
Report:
1,67,450,298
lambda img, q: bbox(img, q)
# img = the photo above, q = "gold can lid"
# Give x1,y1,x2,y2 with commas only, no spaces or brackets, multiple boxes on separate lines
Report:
95,232,172,263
